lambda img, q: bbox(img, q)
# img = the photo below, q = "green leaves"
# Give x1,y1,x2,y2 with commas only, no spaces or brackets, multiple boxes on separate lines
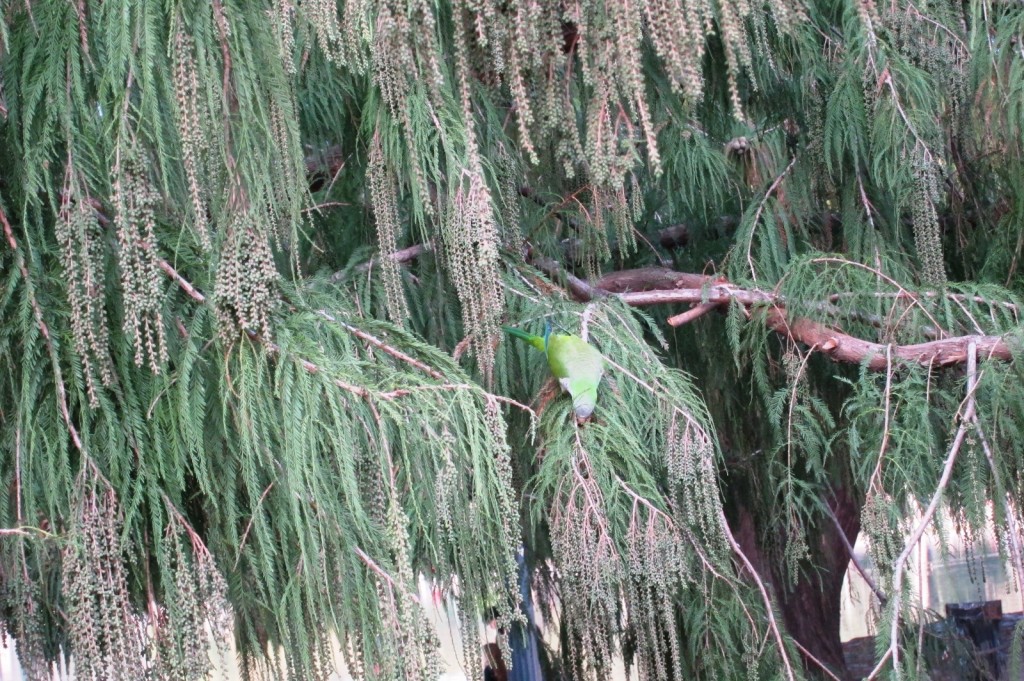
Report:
823,64,867,180
4,1,1024,679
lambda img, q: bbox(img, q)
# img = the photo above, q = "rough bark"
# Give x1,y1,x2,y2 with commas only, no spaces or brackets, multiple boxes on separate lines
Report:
732,486,863,680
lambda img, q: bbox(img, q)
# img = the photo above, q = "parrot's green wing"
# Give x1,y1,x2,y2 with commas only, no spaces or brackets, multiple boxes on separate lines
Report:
546,334,605,419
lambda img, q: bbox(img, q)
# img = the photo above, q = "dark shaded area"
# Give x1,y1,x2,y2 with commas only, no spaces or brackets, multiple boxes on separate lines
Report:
732,484,862,680
844,611,1024,681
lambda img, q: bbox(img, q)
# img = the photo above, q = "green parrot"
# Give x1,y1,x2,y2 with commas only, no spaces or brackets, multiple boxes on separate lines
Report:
503,323,605,419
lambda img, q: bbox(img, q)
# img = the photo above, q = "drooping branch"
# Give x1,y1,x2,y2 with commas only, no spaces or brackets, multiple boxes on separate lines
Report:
151,252,451,386
719,506,798,681
1,207,85,454
152,254,542,425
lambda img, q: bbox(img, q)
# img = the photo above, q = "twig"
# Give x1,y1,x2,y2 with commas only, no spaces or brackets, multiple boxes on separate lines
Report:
234,482,276,569
791,637,844,681
157,258,206,303
867,346,895,496
529,252,606,302
970,400,1024,593
155,256,427,399
376,384,537,417
864,648,894,681
746,156,797,283
162,493,215,559
580,302,598,341
666,302,718,327
0,527,56,539
15,426,22,522
152,251,440,383
827,290,1020,318
1,206,85,454
335,242,433,281
616,474,736,586
617,285,773,307
812,257,946,336
822,501,887,605
353,545,420,605
718,507,797,681
150,256,533,417
317,310,446,380
451,335,472,361
301,201,349,215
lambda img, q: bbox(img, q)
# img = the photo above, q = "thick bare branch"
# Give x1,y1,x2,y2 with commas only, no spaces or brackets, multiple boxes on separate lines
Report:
607,271,1015,370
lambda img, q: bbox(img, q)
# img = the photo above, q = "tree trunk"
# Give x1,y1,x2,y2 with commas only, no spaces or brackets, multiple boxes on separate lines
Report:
732,485,863,680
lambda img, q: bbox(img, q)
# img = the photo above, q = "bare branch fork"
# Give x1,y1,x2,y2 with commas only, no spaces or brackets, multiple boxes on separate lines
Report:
868,341,980,680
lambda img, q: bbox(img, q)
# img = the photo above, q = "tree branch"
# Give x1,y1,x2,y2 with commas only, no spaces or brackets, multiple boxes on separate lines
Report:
348,237,1017,370
608,274,1013,369
528,250,608,302
1,207,85,454
353,546,421,605
544,259,1014,373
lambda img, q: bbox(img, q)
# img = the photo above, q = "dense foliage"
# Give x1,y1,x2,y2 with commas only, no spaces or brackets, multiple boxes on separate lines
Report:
1,1,1024,679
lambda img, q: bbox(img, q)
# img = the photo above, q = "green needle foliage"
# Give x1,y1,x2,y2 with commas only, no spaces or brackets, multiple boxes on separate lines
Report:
2,1,1024,680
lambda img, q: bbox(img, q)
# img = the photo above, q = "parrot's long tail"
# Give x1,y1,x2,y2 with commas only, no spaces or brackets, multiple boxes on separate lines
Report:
501,326,546,352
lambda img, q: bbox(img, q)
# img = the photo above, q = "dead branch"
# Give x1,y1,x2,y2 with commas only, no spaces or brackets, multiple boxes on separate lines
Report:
343,236,1017,370
600,271,1015,370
